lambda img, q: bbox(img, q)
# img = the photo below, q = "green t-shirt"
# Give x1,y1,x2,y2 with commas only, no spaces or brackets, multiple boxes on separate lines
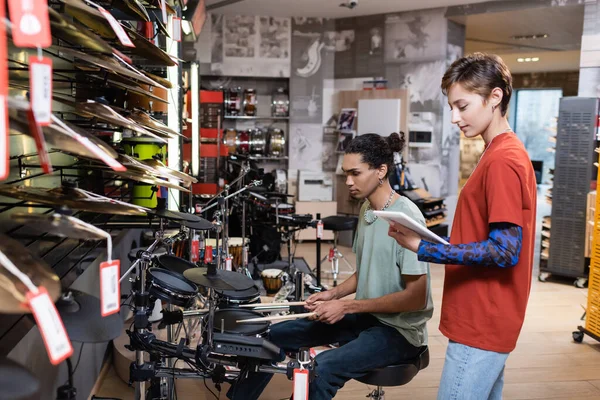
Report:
353,196,434,347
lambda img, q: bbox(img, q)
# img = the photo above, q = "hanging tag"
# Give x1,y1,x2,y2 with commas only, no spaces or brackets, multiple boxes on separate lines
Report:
98,7,135,48
204,245,213,263
293,369,309,400
225,257,232,271
26,109,52,174
173,17,181,41
29,56,52,126
316,221,324,239
160,0,167,24
100,260,120,317
191,240,199,263
27,287,73,365
7,0,51,48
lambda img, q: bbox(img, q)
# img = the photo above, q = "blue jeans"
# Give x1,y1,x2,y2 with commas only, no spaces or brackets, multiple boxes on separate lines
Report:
226,313,421,400
437,341,510,400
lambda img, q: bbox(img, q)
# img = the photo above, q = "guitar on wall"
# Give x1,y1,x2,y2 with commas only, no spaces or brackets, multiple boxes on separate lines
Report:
296,38,324,78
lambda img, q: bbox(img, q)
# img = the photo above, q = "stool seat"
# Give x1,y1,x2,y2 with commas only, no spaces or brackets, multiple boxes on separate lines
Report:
321,216,357,232
356,346,429,387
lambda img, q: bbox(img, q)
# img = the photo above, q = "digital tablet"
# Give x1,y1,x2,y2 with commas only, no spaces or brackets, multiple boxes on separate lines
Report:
374,210,450,245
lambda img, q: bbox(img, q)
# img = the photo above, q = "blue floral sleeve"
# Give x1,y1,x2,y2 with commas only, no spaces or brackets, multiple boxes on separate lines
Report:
417,223,522,268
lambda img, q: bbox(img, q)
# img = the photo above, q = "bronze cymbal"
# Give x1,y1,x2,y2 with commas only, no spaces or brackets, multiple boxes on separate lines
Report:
140,158,198,185
88,76,168,104
76,101,167,142
141,71,173,89
115,154,193,191
128,110,182,139
113,0,151,22
110,166,192,193
0,234,61,314
123,26,176,66
11,213,108,240
63,0,119,40
54,46,165,89
0,185,150,216
49,8,114,55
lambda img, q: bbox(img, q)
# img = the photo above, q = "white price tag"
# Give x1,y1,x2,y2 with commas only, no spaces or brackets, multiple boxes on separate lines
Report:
160,0,167,24
173,17,181,41
98,7,135,48
27,287,73,365
316,221,324,239
29,56,52,126
225,257,232,271
100,260,120,317
293,369,309,400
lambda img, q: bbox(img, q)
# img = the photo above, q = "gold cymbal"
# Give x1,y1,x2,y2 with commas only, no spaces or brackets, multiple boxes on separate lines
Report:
55,46,165,89
63,0,116,39
49,8,114,55
123,26,176,67
0,234,61,314
0,185,150,216
114,0,151,22
88,76,168,104
140,158,198,185
11,213,108,240
111,160,192,193
75,101,167,142
128,110,182,139
141,71,173,89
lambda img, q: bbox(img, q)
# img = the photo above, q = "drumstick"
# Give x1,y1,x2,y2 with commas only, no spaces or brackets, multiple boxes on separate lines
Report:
236,312,316,324
238,301,308,308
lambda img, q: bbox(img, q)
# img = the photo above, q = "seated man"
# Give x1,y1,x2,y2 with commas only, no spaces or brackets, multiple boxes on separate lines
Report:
227,132,433,400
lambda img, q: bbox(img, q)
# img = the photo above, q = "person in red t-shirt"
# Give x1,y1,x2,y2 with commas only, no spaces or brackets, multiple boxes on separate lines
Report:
388,53,537,400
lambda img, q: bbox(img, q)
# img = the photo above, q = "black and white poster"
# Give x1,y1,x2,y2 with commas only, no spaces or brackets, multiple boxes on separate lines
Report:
290,17,335,124
288,123,324,173
385,61,446,112
384,9,446,64
210,14,291,77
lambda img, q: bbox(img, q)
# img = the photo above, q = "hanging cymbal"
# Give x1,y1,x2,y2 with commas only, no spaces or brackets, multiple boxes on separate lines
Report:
76,101,167,142
0,185,150,216
63,0,121,40
11,212,108,240
149,0,176,14
88,75,168,104
184,267,255,291
142,71,173,89
53,46,165,89
113,0,151,22
0,234,61,314
57,290,123,343
49,8,114,55
112,156,192,192
123,26,176,66
128,110,182,139
0,358,41,400
140,158,198,185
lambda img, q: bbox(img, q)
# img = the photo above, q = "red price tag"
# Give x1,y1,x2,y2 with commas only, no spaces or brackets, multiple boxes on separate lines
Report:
7,0,51,48
0,96,8,181
100,260,120,317
293,369,309,400
29,56,52,126
191,240,199,263
204,245,213,263
26,109,52,174
0,1,9,181
98,7,135,48
27,287,73,365
160,0,167,24
316,221,324,239
225,257,232,271
173,17,181,42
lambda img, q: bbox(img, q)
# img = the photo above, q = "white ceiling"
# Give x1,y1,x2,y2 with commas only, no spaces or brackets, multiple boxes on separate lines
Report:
206,0,492,18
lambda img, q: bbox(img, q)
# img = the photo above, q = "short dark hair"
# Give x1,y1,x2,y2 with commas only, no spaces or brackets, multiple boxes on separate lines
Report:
344,132,405,177
441,52,513,116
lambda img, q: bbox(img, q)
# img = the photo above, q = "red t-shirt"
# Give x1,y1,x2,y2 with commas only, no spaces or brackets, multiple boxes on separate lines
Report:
440,132,537,353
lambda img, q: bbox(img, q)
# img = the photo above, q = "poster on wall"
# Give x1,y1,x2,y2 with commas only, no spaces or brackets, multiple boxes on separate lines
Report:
385,61,445,112
210,14,291,77
331,18,356,78
290,17,335,124
384,9,446,64
288,123,324,173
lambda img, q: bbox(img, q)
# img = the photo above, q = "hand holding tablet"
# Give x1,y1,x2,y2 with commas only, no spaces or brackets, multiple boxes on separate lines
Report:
375,210,450,245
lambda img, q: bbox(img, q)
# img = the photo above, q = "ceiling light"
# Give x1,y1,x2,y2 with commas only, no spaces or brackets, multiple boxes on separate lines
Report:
517,58,525,62
511,33,549,40
525,57,532,62
532,57,540,62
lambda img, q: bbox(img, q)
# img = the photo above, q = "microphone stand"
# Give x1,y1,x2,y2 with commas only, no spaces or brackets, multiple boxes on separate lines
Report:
56,358,76,400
